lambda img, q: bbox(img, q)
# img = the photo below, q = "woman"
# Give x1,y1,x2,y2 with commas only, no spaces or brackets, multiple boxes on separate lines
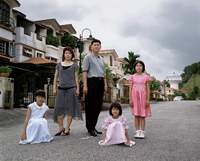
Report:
53,46,82,136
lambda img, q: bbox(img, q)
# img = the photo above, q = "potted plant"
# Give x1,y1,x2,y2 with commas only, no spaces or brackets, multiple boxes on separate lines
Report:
0,66,12,77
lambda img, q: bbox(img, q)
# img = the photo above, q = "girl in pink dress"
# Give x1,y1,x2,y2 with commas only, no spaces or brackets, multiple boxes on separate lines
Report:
98,102,135,147
129,60,152,139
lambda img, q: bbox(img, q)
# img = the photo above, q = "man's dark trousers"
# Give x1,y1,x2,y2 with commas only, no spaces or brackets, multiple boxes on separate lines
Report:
85,77,104,132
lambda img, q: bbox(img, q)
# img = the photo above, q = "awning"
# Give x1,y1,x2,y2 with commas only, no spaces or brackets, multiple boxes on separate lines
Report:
22,57,56,65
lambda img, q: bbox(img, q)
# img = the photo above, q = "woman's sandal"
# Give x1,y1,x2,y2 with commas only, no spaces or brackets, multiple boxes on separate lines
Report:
62,128,70,136
55,128,65,136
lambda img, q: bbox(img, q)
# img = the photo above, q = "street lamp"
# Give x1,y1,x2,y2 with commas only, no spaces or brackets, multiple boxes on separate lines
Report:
80,28,93,40
77,28,93,98
78,28,93,73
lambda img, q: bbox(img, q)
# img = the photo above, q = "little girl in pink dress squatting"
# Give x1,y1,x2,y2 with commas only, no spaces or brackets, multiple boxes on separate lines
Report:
99,102,135,147
129,60,152,139
19,90,53,144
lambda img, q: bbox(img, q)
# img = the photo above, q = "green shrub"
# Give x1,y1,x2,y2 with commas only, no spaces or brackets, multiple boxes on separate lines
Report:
46,35,60,47
0,66,12,73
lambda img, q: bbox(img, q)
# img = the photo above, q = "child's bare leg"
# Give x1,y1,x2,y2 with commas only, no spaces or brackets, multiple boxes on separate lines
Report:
102,130,107,141
138,117,142,130
134,116,140,130
141,117,145,131
125,129,135,146
125,129,130,141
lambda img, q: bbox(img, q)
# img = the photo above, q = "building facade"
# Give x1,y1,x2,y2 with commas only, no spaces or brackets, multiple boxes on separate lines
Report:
0,0,20,62
165,72,182,90
0,0,78,107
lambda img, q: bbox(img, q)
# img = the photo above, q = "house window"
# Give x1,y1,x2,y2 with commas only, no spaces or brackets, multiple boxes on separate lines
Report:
36,34,42,41
0,40,6,54
110,55,113,66
47,28,54,36
0,0,10,25
45,56,57,62
0,40,11,56
23,47,32,57
35,27,43,41
51,57,57,62
45,56,50,60
37,52,43,58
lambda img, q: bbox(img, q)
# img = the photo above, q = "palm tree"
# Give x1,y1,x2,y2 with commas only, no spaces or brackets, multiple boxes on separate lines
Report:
104,64,113,81
123,51,140,74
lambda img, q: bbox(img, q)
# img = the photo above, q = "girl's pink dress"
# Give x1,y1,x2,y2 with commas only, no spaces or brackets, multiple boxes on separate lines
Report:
129,73,151,117
99,115,128,145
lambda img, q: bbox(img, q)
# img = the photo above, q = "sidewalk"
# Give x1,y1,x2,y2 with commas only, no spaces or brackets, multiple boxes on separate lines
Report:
0,108,26,127
102,102,129,110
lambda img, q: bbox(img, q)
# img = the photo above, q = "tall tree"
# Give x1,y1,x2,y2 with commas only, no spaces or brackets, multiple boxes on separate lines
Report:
123,51,140,74
150,80,161,91
104,64,113,81
181,61,200,84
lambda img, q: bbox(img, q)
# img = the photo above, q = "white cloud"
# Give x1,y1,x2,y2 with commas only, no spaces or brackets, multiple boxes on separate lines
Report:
17,0,199,80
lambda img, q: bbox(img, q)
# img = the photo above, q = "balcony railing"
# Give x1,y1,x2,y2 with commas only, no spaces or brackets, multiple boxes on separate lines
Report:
0,17,15,29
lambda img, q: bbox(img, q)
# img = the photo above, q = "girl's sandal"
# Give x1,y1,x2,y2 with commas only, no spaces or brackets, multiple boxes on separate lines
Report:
125,140,136,147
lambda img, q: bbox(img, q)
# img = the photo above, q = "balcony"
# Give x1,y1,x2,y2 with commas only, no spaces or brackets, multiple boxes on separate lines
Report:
45,45,63,62
15,27,46,51
0,17,15,29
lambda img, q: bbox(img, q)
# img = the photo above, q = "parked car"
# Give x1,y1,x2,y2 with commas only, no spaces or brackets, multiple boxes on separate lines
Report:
174,96,184,101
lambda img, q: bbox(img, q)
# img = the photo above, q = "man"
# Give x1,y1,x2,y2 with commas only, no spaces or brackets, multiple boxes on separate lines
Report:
82,39,107,136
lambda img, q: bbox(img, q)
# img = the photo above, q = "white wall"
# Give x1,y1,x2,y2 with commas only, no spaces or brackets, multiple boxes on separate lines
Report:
0,28,14,41
45,45,61,60
169,81,179,90
14,27,48,62
14,44,34,62
15,27,46,50
82,39,92,54
103,54,111,66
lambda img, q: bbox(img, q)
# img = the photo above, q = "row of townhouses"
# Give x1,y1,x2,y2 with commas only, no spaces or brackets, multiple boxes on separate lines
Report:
0,0,127,108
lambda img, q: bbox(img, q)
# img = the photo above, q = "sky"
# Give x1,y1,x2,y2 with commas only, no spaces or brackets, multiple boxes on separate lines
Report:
17,0,200,80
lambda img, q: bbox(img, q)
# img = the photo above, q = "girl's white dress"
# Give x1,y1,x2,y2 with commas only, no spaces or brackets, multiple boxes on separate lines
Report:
19,102,53,144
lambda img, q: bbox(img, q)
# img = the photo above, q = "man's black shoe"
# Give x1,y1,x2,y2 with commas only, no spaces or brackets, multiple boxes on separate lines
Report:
94,129,102,134
88,130,97,137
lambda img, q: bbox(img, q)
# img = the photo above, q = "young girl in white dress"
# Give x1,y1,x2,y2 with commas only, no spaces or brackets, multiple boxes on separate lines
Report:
19,90,53,144
98,102,135,147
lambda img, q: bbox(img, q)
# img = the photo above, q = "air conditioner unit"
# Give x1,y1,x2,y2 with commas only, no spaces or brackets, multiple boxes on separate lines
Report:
0,77,14,109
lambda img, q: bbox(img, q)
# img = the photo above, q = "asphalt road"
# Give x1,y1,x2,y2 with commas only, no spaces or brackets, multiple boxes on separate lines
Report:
0,101,200,161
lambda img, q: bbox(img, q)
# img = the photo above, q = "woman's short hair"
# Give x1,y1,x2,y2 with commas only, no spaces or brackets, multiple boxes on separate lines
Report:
35,90,46,98
62,46,75,61
109,102,122,116
134,60,145,73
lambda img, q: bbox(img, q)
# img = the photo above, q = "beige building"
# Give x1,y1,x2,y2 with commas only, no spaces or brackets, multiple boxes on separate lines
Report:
0,0,20,62
0,0,78,107
0,0,77,64
99,49,124,77
165,72,182,90
14,17,76,63
98,49,126,102
0,0,20,108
